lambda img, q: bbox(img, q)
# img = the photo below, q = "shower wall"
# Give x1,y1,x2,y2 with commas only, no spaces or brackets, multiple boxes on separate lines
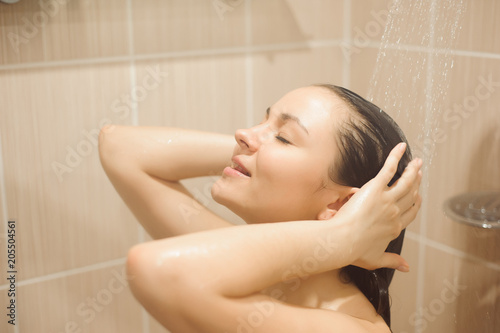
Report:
0,1,498,332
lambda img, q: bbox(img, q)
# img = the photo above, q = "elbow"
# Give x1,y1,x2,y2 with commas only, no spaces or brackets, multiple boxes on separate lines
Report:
126,243,174,312
126,243,145,283
98,124,127,174
126,243,167,297
126,244,151,301
126,243,192,311
126,243,230,330
97,124,117,161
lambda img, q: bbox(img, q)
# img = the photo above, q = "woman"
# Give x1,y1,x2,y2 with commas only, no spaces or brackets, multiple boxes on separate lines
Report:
98,84,422,333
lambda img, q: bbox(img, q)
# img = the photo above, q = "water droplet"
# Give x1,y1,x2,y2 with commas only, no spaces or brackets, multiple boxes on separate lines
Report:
367,0,465,166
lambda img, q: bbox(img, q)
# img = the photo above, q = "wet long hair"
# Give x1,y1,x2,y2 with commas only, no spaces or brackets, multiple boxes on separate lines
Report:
315,84,412,328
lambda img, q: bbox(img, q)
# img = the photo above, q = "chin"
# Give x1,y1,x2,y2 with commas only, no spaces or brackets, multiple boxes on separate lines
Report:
211,178,226,204
211,180,255,223
211,180,238,211
211,179,305,224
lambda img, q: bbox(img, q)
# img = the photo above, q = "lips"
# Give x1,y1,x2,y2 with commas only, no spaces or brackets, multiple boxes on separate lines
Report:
231,157,251,177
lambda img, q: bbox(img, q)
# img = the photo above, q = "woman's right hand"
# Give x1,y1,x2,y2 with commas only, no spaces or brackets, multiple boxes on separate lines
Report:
334,142,423,272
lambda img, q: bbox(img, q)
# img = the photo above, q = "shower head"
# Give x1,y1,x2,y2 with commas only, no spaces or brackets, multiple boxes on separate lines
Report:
444,191,500,229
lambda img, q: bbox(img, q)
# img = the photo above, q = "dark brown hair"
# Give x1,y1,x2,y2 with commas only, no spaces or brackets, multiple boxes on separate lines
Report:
316,84,412,328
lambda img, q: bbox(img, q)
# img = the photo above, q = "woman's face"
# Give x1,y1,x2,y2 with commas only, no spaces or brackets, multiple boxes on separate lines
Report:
212,86,352,223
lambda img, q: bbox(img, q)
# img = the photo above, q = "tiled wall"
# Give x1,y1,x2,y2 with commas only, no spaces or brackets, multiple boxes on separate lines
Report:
0,1,498,332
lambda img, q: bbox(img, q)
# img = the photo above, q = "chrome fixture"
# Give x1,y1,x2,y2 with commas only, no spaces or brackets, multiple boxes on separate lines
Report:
444,191,500,229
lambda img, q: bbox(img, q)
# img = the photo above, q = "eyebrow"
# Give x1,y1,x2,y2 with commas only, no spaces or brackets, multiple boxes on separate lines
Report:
266,107,309,135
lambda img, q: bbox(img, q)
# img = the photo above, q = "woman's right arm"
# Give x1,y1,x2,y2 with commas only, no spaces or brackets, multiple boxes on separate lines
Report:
98,125,236,239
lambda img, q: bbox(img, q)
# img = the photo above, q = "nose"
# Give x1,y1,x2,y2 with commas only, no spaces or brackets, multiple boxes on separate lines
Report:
235,124,271,152
235,128,258,152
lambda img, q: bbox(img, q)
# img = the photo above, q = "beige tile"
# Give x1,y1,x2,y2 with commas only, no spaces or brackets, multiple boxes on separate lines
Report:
251,0,343,46
389,237,420,332
17,264,143,332
453,0,500,54
421,246,497,333
351,0,486,53
135,56,247,134
352,0,465,50
0,1,45,64
0,0,129,65
131,0,246,55
373,1,433,47
351,0,393,44
424,56,500,263
252,47,344,124
348,47,378,99
0,63,139,279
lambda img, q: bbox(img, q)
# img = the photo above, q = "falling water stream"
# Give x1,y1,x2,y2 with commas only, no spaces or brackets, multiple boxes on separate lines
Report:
366,1,467,332
368,0,465,165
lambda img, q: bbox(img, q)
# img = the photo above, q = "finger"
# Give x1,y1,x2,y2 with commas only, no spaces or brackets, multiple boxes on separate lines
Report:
401,187,421,214
390,157,423,199
399,194,422,229
378,252,410,272
396,173,422,214
397,191,417,215
374,142,407,187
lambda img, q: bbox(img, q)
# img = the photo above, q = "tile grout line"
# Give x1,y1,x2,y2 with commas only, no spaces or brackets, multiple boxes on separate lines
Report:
414,1,438,331
0,41,498,73
0,258,127,291
449,48,500,59
0,39,341,72
406,230,500,272
127,0,139,129
124,0,144,248
244,0,254,129
125,1,150,332
1,42,498,74
342,0,351,88
351,40,500,59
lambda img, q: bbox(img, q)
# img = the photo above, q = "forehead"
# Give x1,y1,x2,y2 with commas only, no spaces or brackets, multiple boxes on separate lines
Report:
271,86,348,132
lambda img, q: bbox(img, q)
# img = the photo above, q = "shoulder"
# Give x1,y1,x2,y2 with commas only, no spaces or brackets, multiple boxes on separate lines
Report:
260,301,391,333
262,275,391,332
316,307,391,333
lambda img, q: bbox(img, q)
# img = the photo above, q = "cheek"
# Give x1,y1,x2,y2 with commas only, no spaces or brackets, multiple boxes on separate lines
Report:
255,148,325,195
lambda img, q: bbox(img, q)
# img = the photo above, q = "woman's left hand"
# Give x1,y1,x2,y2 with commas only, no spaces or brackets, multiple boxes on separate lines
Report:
334,142,423,272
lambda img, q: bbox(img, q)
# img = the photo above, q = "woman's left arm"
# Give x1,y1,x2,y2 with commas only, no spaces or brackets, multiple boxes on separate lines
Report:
126,143,422,332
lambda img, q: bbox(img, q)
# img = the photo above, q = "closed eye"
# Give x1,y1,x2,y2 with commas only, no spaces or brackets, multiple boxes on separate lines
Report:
276,135,291,145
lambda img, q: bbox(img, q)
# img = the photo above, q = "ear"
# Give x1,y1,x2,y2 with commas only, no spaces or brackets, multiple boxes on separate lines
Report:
316,187,359,221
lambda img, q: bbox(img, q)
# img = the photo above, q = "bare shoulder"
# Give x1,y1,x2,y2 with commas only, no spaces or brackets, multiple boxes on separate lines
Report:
312,306,391,333
319,299,391,332
252,300,392,333
263,281,391,333
319,299,391,333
